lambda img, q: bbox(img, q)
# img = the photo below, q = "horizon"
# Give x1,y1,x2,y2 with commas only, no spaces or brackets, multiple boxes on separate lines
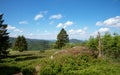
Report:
0,0,120,40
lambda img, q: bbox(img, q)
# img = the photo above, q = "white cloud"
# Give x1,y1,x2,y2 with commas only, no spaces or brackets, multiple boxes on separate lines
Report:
98,28,110,33
27,33,57,40
34,13,43,21
7,25,23,33
68,29,74,33
63,21,73,28
68,27,87,35
56,21,73,28
96,16,120,27
19,21,28,24
68,29,85,35
91,27,110,37
96,21,103,26
49,14,62,19
68,27,88,40
56,23,64,28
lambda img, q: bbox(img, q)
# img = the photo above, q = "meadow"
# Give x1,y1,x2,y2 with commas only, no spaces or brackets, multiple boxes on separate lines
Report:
0,46,120,75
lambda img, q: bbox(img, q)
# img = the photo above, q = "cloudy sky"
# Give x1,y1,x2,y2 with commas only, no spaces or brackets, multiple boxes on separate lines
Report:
0,0,120,40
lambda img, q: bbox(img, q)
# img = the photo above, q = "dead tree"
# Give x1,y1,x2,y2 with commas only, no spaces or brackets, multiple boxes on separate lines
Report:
98,32,102,57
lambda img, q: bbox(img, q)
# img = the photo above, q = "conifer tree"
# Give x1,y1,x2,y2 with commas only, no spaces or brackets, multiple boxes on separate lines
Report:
0,14,10,57
55,28,69,49
14,35,28,52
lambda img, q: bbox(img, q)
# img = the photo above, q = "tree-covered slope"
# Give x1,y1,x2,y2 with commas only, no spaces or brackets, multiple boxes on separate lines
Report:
9,37,51,50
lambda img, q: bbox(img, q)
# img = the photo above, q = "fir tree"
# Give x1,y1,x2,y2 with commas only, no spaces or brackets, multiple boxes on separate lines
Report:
14,35,27,52
0,14,10,57
55,28,69,49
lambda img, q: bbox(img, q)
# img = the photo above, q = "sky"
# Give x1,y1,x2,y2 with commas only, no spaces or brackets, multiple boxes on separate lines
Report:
0,0,120,40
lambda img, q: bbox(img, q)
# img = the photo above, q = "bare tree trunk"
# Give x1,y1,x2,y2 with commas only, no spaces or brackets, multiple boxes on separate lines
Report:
98,32,102,57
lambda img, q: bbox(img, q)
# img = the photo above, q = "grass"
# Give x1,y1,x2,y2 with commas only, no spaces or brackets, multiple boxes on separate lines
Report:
0,50,56,75
0,48,120,75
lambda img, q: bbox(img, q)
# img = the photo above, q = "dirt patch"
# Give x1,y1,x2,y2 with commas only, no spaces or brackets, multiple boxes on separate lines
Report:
13,72,23,75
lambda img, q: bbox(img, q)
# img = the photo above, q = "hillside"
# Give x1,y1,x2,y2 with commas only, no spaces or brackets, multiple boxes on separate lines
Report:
9,37,84,50
0,46,120,75
9,37,51,50
70,39,85,43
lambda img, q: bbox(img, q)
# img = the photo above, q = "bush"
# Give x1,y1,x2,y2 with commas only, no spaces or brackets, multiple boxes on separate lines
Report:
21,67,35,75
0,64,21,75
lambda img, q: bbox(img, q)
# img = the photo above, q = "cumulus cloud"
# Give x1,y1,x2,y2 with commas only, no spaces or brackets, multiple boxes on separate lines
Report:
27,33,57,40
98,28,110,33
64,21,73,28
68,27,88,40
56,21,73,28
96,16,120,27
7,25,23,33
19,21,28,24
49,14,62,19
68,29,86,35
34,13,43,21
91,27,110,37
56,23,63,28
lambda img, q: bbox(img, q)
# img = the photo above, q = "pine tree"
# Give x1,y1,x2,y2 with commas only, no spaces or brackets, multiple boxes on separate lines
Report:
21,35,28,51
13,35,27,52
0,14,10,57
55,28,69,49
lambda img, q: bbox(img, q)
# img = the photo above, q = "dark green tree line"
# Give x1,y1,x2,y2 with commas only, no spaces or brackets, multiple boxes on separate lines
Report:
0,14,10,57
13,35,28,52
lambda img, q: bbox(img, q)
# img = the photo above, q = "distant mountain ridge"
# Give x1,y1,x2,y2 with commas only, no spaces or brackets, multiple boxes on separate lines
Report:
9,37,51,50
70,39,84,43
9,37,83,50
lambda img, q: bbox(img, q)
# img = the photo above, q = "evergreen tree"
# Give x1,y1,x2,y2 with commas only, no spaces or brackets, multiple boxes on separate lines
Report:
14,35,28,52
21,35,28,51
0,14,10,57
55,28,69,49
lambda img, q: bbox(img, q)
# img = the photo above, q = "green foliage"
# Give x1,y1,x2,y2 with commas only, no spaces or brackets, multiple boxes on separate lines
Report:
87,36,98,50
0,50,120,75
87,32,120,60
55,28,69,49
10,37,51,50
0,14,10,57
102,32,113,55
13,35,28,52
40,54,120,75
0,64,21,75
21,67,35,75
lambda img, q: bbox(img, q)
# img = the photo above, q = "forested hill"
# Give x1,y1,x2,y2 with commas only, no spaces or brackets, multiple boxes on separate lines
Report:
9,37,51,50
9,37,83,50
70,39,85,43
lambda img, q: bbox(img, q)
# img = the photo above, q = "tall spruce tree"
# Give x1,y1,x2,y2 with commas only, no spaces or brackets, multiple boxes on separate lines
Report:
14,35,28,52
55,28,69,49
0,14,10,57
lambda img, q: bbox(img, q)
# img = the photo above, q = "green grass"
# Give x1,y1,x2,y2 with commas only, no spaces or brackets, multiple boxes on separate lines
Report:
0,49,120,75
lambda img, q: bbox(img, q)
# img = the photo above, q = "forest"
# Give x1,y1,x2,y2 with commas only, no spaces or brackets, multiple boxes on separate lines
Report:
0,14,120,75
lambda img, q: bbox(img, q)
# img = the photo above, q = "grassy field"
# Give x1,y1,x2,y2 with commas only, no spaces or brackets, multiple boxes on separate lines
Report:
0,47,120,75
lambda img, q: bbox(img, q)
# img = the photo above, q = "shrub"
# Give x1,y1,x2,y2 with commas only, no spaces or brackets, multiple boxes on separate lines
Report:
21,67,35,75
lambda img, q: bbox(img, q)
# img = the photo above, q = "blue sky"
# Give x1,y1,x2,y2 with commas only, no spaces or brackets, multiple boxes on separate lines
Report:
0,0,120,40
